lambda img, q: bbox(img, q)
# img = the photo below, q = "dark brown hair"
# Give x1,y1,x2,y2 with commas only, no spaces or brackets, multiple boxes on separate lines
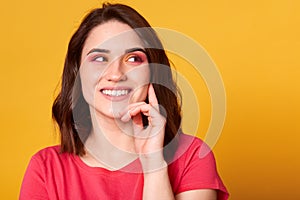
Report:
52,3,182,159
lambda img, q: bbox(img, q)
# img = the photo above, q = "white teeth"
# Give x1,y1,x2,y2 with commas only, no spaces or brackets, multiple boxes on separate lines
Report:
102,89,129,96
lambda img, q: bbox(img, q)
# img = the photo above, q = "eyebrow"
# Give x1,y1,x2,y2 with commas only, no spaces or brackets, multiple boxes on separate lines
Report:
87,48,110,55
86,47,146,55
125,48,146,54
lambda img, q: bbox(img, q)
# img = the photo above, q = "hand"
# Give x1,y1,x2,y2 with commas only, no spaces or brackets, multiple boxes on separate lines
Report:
120,84,166,161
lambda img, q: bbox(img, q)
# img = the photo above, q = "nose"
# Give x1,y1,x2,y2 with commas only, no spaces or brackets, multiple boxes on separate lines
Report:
103,58,127,82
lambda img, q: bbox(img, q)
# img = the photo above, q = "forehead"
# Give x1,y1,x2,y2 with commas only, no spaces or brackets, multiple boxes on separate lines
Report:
82,20,144,56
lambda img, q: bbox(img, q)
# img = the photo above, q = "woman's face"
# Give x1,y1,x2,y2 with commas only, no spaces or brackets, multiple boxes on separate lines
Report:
80,20,150,119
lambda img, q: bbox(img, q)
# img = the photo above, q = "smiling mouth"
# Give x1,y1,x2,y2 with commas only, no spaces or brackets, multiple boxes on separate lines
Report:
101,89,131,97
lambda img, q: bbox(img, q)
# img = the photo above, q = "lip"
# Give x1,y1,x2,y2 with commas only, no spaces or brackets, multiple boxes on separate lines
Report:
99,86,132,101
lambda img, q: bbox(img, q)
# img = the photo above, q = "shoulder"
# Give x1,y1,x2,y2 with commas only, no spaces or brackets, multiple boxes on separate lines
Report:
169,133,229,199
31,145,61,160
178,132,205,147
34,145,61,154
24,145,76,182
30,145,72,166
175,133,213,161
20,145,74,199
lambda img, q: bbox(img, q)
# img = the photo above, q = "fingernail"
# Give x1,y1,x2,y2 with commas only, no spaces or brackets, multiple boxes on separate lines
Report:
121,111,130,122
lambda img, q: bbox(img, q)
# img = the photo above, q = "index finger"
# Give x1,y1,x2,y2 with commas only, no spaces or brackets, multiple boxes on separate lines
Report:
148,84,159,107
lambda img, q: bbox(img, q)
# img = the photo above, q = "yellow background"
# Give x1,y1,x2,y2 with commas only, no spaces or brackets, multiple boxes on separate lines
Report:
1,0,299,199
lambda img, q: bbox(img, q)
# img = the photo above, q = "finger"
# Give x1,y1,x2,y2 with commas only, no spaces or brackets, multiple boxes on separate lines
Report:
120,110,132,122
129,104,165,127
118,102,147,118
127,102,147,110
129,104,152,117
120,104,151,122
148,84,159,108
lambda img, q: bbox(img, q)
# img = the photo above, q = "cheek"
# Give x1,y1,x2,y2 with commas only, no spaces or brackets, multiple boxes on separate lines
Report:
130,65,150,83
129,85,149,103
128,66,150,102
79,65,104,104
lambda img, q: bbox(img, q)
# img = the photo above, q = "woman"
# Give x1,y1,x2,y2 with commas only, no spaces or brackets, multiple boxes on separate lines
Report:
20,3,229,200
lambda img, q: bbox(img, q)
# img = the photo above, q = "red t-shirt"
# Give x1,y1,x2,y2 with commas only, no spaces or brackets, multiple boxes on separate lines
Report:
20,133,229,199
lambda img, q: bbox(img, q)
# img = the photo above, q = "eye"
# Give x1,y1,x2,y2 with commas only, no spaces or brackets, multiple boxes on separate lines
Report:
126,55,143,63
125,52,147,65
92,55,108,62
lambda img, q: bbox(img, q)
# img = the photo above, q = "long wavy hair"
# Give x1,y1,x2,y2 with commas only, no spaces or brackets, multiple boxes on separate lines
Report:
52,3,182,159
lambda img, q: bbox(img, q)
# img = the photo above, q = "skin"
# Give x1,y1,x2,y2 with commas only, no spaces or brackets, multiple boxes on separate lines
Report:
79,20,217,200
80,21,150,121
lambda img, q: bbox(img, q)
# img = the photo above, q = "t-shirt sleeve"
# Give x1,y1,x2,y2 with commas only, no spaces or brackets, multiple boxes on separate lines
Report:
176,138,229,200
19,155,49,200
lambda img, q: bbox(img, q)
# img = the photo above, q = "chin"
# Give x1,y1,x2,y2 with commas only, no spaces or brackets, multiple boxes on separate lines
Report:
92,102,123,119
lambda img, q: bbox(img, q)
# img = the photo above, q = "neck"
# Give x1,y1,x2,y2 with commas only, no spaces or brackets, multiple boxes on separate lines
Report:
81,107,138,170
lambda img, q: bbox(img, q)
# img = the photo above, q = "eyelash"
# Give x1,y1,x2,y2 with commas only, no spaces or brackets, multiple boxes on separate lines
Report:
89,52,146,64
92,55,108,62
126,55,144,63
